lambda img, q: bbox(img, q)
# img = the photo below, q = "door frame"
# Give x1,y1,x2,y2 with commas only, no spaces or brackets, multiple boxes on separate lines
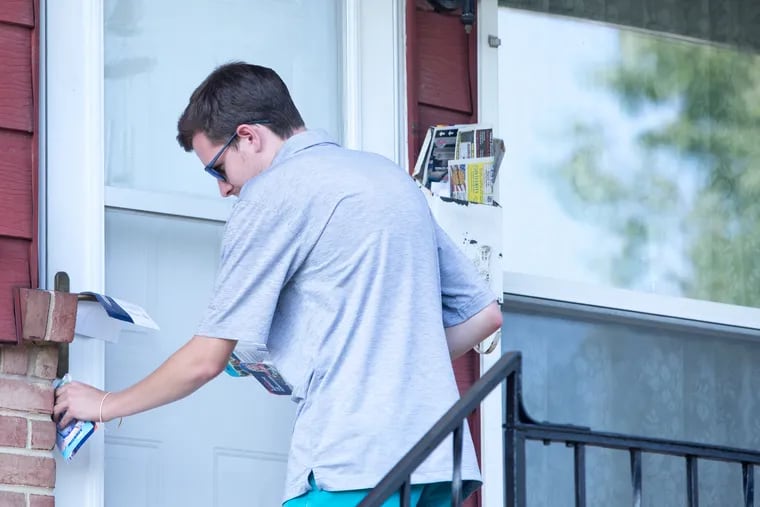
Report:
475,2,503,506
43,1,407,506
44,1,107,504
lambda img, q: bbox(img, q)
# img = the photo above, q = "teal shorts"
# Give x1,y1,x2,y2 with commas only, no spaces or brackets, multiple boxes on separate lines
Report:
283,474,453,507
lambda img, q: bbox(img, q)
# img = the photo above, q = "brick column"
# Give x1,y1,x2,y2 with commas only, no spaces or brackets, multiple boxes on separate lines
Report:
0,343,59,506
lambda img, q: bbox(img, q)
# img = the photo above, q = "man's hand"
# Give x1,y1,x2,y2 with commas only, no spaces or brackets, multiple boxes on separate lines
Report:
54,381,107,427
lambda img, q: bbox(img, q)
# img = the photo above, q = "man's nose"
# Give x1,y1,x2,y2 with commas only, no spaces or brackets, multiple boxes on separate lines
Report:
218,180,233,197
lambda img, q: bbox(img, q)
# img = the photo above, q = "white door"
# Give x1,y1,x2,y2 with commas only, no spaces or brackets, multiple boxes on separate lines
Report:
46,1,407,505
45,1,346,505
102,212,297,507
99,1,341,502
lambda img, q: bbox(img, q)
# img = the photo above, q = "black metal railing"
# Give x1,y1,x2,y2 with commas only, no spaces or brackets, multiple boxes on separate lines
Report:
506,370,760,507
359,351,523,507
361,351,760,507
505,354,760,507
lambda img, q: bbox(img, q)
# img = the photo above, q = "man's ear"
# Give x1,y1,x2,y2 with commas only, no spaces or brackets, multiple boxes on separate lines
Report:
235,124,263,152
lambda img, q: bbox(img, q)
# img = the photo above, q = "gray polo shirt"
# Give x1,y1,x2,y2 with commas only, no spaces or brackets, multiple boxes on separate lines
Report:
197,130,496,503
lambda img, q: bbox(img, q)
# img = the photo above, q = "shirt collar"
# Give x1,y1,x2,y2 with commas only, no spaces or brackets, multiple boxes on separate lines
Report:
270,129,339,167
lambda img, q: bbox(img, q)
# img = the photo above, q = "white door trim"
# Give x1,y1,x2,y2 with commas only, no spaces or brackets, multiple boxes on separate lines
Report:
104,187,233,223
341,0,362,151
44,1,106,506
344,0,408,166
44,1,406,506
476,1,503,506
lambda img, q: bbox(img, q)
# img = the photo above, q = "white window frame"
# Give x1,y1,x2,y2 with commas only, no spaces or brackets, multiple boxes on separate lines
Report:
503,272,760,331
43,1,407,506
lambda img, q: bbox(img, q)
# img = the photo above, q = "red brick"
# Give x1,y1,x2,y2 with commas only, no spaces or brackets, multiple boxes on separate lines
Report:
0,345,28,375
48,292,77,344
0,453,55,487
17,289,77,344
0,491,25,507
0,415,27,447
30,495,55,507
0,378,53,414
17,289,49,342
31,345,58,380
30,420,56,450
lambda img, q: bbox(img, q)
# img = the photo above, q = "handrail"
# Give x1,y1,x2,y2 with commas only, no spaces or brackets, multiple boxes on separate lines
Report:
364,350,760,507
514,424,760,465
503,358,760,507
510,423,760,507
358,351,524,507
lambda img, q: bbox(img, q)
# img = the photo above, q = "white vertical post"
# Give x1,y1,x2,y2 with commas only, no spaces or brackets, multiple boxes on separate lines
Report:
342,0,362,151
349,0,407,166
45,0,106,506
477,1,505,505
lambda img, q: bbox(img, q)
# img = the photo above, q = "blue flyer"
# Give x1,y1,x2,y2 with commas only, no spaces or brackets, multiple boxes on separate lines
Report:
52,374,97,461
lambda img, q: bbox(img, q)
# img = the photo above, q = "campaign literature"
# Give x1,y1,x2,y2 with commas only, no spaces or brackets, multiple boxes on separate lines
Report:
225,343,292,395
52,374,97,461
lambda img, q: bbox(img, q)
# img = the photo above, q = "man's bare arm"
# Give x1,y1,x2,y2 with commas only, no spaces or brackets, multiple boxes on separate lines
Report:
445,302,502,360
53,335,237,426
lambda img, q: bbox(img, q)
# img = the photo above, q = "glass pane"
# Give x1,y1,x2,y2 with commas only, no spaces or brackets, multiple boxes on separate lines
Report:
502,304,760,507
104,0,341,199
498,8,760,308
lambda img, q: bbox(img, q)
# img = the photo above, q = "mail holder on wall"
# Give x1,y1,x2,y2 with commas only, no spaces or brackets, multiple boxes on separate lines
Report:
11,273,78,345
10,271,159,377
8,272,77,377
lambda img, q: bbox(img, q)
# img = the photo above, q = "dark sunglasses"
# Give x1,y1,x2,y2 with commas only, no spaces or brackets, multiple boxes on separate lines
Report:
204,120,272,182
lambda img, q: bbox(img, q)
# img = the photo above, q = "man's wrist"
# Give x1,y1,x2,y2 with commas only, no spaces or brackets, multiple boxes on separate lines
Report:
100,391,124,427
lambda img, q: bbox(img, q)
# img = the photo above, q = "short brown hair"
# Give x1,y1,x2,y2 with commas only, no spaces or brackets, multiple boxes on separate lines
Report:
176,62,305,151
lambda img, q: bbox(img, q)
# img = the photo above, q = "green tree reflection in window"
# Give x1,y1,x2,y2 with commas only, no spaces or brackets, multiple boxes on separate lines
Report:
552,33,760,308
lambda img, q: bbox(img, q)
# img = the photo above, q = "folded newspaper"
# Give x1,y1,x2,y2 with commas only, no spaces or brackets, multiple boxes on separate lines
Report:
448,157,496,204
52,374,97,461
225,343,292,395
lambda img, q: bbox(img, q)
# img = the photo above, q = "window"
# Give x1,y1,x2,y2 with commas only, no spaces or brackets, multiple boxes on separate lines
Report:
481,6,760,505
498,8,760,311
501,302,760,506
104,0,341,201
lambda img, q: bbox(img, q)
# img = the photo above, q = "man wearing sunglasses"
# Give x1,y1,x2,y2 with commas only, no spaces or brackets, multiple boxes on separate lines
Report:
54,62,502,506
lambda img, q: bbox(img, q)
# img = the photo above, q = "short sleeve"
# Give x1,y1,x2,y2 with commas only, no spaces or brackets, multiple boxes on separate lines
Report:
196,199,309,344
435,220,497,328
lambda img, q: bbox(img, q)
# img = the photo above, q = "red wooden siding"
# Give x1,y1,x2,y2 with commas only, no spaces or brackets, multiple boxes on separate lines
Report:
0,23,33,132
0,0,38,343
0,240,31,340
0,0,35,28
0,131,33,238
406,2,481,506
416,12,473,113
407,0,479,169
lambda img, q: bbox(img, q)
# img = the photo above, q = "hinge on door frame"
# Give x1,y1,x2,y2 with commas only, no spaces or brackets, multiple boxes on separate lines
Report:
488,35,502,48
